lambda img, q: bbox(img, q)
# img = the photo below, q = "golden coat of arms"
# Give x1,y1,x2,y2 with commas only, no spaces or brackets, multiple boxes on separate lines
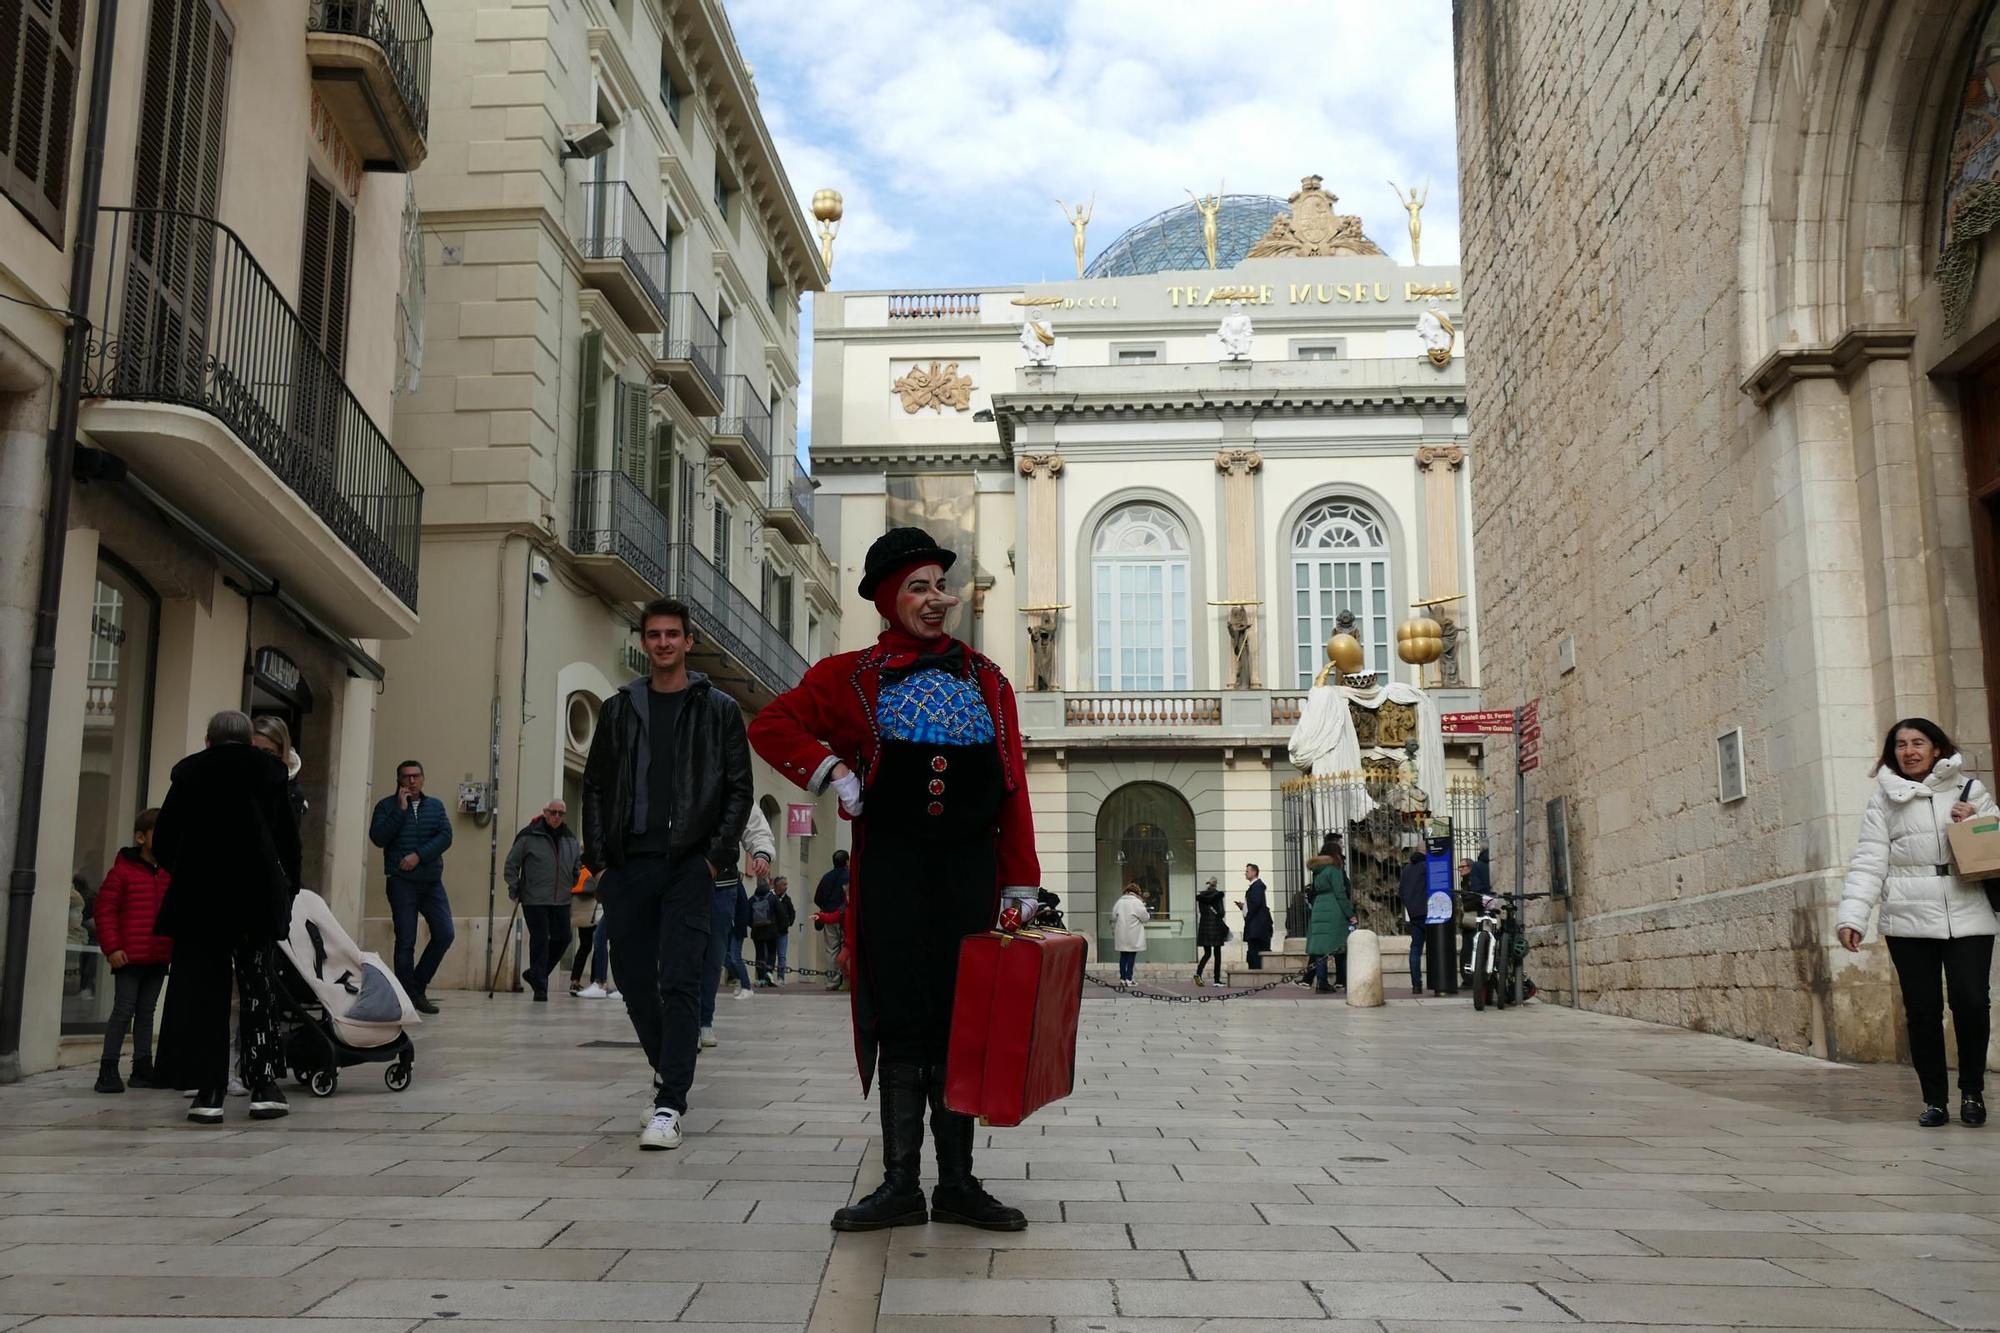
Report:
891,361,975,414
1248,175,1385,259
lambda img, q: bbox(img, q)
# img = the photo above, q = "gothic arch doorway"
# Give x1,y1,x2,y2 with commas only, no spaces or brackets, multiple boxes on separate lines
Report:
1095,781,1196,964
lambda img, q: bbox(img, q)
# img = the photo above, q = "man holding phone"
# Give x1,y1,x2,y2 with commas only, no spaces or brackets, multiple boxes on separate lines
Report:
369,759,455,1014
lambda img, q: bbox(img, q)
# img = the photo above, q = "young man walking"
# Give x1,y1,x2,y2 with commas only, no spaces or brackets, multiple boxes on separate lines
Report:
583,598,752,1150
369,760,454,1014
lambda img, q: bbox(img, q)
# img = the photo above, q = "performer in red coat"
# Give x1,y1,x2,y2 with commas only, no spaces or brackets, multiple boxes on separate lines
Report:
750,527,1035,1233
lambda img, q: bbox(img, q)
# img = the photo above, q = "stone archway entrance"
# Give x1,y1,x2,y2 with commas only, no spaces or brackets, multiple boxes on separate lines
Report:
1095,782,1196,965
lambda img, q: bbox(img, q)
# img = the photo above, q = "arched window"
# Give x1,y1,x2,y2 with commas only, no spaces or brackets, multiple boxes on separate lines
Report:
1292,499,1391,686
1092,503,1191,690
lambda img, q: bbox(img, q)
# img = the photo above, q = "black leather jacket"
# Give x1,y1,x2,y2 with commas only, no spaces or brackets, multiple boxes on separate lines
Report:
581,672,752,873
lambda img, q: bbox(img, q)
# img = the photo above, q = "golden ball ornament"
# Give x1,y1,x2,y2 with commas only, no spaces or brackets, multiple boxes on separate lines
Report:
1325,632,1366,675
811,189,844,223
1396,617,1444,665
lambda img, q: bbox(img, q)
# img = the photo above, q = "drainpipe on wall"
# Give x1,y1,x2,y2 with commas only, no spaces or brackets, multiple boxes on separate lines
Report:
0,0,123,1083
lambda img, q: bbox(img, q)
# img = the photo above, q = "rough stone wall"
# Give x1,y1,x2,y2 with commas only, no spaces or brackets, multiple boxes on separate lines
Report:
1451,1,1870,1050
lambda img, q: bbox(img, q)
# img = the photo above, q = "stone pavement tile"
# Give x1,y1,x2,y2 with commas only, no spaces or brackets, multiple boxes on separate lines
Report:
1695,1192,1911,1212
887,1222,1134,1250
680,1282,820,1323
1789,1212,2000,1234
219,1218,343,1245
1184,1252,1438,1283
1131,1224,1353,1251
312,1278,697,1320
1518,1207,1811,1231
309,1218,570,1248
1021,1163,1182,1182
877,1318,1053,1333
0,1242,329,1277
526,1197,746,1222
446,1174,720,1199
1113,1279,1323,1318
1256,1204,1534,1229
1540,1283,1948,1328
0,1273,351,1317
26,1321,413,1332
980,1178,1125,1201
298,1246,625,1280
1341,1227,1650,1255
198,1174,475,1198
0,1192,258,1218
607,1248,826,1283
1063,1202,1266,1224
879,1277,1115,1316
886,1249,992,1279
1856,1196,2000,1216
1776,1260,2000,1289
242,1196,542,1221
1877,1289,2000,1329
703,1179,858,1202
1120,1182,1312,1204
0,1214,254,1244
1557,1255,1826,1285
0,1172,223,1195
1307,1280,1575,1321
406,1325,787,1333
1419,1253,1589,1283
553,1221,834,1250
1621,1230,1854,1259
991,1250,1194,1281
1435,1186,1713,1209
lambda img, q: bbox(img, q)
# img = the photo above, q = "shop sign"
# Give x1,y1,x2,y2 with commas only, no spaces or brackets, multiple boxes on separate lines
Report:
255,646,303,694
787,804,815,839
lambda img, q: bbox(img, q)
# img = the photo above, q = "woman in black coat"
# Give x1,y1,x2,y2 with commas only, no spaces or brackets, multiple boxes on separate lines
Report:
1193,877,1228,987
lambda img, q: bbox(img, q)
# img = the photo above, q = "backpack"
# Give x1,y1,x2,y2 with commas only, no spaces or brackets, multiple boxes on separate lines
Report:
751,893,777,930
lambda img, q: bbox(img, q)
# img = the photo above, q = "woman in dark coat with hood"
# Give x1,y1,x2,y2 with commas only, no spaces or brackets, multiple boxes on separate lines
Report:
1193,878,1228,987
750,528,1036,1235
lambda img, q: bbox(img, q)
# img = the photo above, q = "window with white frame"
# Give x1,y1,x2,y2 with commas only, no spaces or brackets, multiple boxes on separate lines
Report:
1292,499,1391,686
1092,503,1191,691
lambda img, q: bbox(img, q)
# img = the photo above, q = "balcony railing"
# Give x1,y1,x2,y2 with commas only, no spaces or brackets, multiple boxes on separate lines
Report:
887,291,981,321
569,469,671,595
670,543,806,694
764,458,814,538
84,207,422,609
656,291,724,407
579,180,670,328
708,374,772,475
1065,693,1223,727
308,0,433,143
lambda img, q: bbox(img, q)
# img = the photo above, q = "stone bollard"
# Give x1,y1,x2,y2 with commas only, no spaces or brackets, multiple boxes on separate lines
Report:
1345,929,1383,1007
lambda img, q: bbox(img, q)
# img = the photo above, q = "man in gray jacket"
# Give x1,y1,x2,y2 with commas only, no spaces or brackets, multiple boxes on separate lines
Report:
504,799,583,1001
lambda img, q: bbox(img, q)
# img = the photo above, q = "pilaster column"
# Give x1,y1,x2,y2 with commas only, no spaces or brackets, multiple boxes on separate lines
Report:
1415,446,1466,598
1017,454,1065,689
1215,448,1263,689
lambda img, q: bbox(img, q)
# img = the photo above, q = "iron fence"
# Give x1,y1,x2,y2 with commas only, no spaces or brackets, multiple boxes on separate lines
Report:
670,543,806,694
710,374,773,473
657,291,723,405
579,180,670,320
569,469,670,594
308,0,433,139
768,458,814,533
1278,771,1489,939
84,207,422,609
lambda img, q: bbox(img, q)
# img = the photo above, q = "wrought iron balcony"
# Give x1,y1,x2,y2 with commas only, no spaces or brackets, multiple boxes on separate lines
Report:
307,0,432,171
568,469,670,604
578,180,670,337
706,374,772,482
654,291,724,415
763,458,814,544
83,207,422,616
670,543,805,697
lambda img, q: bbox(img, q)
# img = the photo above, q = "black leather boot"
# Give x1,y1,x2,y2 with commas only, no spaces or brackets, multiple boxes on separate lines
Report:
93,1060,123,1094
925,1065,1026,1231
832,1062,929,1231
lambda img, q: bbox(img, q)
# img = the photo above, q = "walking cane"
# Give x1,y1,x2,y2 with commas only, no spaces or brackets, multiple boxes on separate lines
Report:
487,901,521,996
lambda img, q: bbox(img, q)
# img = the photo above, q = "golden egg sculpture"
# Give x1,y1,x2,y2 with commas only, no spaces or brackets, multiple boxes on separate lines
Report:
811,189,844,223
1396,617,1444,665
1325,632,1366,676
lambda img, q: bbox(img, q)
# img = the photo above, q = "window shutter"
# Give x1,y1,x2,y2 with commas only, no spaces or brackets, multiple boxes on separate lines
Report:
678,458,696,546
1,0,83,242
298,175,354,371
649,420,673,516
622,382,650,492
577,330,603,470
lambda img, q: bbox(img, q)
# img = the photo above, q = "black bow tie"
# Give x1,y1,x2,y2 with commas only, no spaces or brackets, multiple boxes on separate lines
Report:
880,642,966,686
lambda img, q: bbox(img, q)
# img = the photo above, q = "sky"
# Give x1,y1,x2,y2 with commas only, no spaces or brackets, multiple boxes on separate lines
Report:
724,0,1461,452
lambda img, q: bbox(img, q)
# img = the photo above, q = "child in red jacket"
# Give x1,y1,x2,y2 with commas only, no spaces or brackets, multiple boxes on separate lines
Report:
93,808,171,1093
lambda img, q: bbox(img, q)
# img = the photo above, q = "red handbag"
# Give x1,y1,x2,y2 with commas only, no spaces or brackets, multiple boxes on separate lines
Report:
943,928,1086,1127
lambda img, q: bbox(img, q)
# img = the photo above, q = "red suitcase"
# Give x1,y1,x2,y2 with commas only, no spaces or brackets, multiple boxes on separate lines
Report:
943,929,1086,1127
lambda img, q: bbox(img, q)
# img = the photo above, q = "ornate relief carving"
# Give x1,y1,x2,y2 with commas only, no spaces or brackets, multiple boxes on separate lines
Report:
1247,176,1385,259
1017,453,1066,481
1214,448,1263,476
1415,445,1466,471
891,361,974,414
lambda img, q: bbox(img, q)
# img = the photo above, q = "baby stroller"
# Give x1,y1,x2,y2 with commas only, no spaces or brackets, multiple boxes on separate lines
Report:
271,889,419,1097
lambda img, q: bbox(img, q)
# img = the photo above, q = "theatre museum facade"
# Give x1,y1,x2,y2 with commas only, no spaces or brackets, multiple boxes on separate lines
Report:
811,180,1485,964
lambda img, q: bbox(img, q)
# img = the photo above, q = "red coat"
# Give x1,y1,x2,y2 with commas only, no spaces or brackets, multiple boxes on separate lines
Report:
748,637,1038,1088
94,848,172,966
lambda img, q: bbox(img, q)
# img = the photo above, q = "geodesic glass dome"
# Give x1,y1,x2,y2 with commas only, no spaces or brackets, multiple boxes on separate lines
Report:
1083,194,1290,279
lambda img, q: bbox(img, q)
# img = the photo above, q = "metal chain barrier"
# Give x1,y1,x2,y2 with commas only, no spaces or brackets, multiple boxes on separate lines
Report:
1080,970,1311,1004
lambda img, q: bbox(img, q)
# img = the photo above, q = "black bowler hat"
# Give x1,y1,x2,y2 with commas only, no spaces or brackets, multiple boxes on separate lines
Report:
858,526,956,598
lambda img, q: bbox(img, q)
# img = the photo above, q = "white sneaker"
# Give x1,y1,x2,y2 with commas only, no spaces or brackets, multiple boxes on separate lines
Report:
699,1026,718,1049
639,1107,683,1151
577,983,608,999
226,1077,249,1097
606,988,621,1000
733,985,752,1000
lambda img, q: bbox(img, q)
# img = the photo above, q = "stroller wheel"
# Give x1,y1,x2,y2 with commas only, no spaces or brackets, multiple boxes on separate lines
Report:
308,1069,337,1098
384,1062,412,1092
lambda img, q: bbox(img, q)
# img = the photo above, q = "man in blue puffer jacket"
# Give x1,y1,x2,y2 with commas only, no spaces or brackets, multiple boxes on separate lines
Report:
369,758,455,1014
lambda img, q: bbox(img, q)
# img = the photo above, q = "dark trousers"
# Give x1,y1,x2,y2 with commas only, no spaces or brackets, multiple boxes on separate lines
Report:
1312,952,1348,989
101,963,167,1065
753,936,778,983
520,904,571,997
1246,939,1267,969
1407,921,1425,990
1886,933,1995,1106
700,880,740,1026
1118,950,1137,982
1195,944,1222,983
570,922,605,988
387,876,455,995
158,937,282,1093
601,854,711,1113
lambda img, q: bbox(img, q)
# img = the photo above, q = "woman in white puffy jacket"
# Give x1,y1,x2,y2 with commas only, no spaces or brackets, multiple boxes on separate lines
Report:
1837,718,1999,1128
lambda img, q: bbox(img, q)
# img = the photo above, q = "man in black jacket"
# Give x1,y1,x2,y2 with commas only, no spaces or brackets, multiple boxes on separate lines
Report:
152,710,302,1125
583,598,752,1151
1398,847,1431,995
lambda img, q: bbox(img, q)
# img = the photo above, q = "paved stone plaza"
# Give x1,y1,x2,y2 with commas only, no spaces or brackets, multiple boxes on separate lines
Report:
0,985,1995,1330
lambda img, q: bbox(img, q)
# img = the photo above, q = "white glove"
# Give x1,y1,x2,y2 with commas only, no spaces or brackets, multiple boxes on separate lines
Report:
999,885,1040,927
832,770,864,817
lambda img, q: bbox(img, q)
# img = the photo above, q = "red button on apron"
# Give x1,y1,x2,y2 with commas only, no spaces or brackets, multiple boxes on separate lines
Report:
928,779,945,795
926,801,943,816
930,755,948,772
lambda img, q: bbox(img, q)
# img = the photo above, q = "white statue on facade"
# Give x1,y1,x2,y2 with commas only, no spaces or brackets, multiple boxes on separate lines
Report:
1217,306,1254,361
1020,313,1057,367
1416,299,1456,367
